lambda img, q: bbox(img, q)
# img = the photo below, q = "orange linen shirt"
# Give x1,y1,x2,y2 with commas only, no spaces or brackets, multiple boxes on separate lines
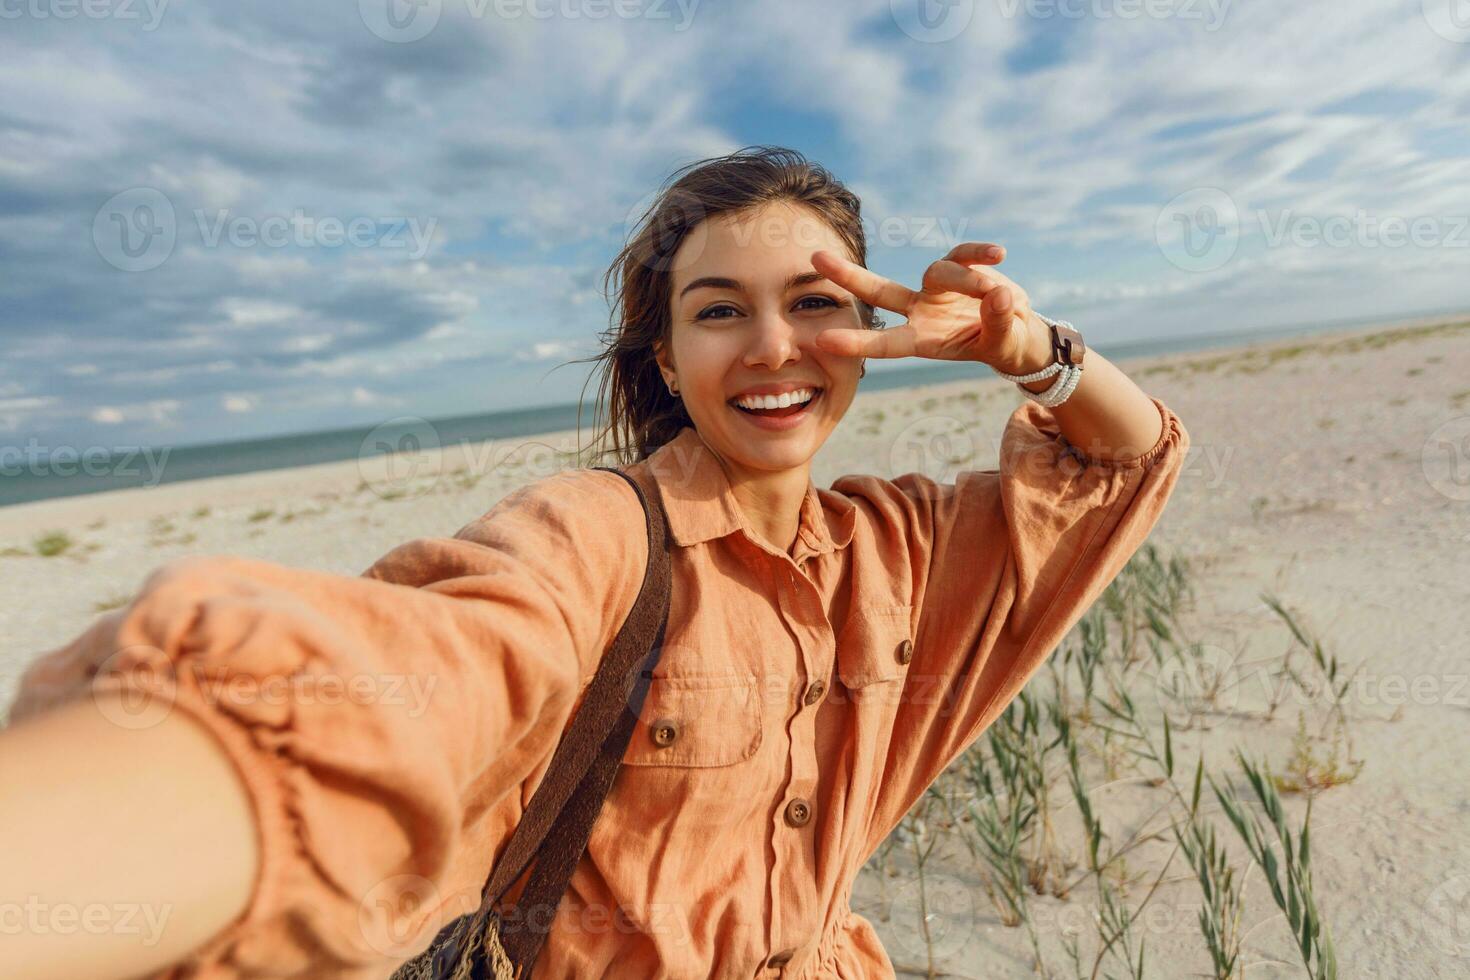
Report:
9,395,1188,980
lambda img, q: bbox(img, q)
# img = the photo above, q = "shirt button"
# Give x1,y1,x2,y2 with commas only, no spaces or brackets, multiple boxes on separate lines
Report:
895,638,914,665
651,717,679,747
784,797,812,827
803,679,827,706
766,948,796,969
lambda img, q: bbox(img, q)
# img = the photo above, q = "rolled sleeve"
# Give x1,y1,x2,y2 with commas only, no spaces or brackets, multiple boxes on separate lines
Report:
4,467,646,979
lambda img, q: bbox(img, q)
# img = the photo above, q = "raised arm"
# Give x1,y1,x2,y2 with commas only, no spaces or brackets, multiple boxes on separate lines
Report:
835,394,1189,858
0,466,647,980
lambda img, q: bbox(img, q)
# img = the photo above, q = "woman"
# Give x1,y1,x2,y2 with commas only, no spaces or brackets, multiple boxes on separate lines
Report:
1,146,1187,979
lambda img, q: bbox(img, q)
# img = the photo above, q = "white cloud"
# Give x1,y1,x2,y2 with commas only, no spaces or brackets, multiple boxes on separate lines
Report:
5,1,1468,447
218,298,304,328
514,340,582,363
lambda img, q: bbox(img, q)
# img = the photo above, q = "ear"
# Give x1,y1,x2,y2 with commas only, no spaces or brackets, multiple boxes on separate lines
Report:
653,338,675,387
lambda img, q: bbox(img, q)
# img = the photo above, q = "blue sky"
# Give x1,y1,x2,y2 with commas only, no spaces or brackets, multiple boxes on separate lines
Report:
3,0,1469,450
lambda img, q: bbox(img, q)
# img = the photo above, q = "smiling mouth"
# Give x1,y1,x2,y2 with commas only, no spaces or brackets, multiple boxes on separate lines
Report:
729,388,824,418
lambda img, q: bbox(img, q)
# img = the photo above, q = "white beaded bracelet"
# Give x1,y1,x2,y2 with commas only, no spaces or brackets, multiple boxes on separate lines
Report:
990,315,1084,407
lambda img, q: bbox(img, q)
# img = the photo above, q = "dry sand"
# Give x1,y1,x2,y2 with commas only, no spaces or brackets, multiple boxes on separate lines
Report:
3,314,1468,978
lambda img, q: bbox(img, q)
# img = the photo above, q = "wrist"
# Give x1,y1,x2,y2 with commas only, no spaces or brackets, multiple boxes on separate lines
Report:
994,312,1055,376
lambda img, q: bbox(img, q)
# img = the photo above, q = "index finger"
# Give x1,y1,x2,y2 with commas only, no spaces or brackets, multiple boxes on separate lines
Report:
810,250,917,315
945,242,1006,266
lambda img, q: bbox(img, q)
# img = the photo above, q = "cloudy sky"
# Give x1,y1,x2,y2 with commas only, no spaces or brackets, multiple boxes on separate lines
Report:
3,0,1468,450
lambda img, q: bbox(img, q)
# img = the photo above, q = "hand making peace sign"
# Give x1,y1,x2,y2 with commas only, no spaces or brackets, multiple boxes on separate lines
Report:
810,242,1053,377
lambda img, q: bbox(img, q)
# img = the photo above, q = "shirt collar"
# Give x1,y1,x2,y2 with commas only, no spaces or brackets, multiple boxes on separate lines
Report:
636,425,856,556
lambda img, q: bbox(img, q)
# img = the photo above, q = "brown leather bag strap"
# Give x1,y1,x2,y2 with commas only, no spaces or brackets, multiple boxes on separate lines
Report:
475,464,672,973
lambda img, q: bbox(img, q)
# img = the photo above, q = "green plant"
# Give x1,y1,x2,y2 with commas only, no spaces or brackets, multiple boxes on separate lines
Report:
1258,594,1363,794
1211,751,1336,980
901,790,943,979
1174,758,1244,979
34,530,73,557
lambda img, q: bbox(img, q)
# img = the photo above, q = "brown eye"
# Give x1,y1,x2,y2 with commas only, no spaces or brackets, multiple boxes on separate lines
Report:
695,304,739,321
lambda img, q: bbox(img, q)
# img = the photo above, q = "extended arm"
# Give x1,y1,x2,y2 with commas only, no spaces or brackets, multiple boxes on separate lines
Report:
0,693,258,979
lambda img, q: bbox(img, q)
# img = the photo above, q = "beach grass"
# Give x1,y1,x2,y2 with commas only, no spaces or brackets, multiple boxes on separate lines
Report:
863,543,1354,978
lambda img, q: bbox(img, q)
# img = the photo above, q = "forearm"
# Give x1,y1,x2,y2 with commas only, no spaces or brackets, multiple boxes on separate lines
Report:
1016,347,1166,465
0,693,259,980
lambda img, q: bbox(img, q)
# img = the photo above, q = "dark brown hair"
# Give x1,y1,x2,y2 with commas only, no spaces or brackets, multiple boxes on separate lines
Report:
571,145,883,465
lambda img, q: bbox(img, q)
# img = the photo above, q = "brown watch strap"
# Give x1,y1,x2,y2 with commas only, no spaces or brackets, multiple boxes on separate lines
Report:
1048,319,1086,368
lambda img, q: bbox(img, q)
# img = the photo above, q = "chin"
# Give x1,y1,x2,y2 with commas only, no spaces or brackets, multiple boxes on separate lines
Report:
723,430,826,472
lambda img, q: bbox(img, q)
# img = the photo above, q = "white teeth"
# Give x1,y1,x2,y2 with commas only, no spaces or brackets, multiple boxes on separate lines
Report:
733,387,818,411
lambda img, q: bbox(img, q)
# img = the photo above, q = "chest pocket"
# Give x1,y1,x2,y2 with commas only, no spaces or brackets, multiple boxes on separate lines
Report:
836,604,915,690
622,674,763,767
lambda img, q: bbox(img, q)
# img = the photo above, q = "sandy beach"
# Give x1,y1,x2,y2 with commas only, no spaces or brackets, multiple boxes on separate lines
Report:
4,314,1468,978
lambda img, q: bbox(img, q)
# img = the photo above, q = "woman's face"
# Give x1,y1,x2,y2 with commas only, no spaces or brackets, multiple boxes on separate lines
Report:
656,200,865,477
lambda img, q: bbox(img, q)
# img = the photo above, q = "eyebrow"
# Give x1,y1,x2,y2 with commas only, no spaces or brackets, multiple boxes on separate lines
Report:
678,270,830,300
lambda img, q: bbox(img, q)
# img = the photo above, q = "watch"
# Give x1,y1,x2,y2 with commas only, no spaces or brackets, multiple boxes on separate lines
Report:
1045,314,1086,370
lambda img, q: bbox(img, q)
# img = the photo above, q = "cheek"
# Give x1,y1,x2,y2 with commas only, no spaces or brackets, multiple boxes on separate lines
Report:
671,327,734,378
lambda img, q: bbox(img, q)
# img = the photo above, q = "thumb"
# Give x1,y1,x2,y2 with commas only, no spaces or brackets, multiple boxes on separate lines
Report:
982,285,1018,342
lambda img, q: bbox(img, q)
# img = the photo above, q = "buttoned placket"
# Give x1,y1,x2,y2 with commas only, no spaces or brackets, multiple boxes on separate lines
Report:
762,548,835,976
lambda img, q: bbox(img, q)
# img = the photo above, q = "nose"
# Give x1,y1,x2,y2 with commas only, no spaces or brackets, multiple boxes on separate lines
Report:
741,310,803,372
